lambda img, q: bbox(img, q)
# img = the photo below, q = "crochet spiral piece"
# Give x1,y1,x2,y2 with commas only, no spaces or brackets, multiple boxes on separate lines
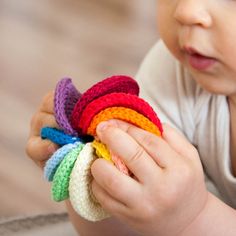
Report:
41,75,162,222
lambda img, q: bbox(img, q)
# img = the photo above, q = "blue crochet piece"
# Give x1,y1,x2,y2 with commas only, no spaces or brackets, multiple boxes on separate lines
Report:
41,127,82,146
44,142,81,181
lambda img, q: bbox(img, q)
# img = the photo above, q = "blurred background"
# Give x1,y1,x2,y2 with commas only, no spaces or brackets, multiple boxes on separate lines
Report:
0,0,158,225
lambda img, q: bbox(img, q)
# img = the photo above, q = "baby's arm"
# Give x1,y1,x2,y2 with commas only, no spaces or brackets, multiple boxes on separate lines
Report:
180,193,236,235
25,91,139,236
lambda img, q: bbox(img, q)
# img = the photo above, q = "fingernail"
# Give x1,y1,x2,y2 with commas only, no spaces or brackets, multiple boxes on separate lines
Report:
97,121,109,133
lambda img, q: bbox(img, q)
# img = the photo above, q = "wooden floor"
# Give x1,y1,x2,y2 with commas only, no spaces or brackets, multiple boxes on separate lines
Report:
0,0,158,219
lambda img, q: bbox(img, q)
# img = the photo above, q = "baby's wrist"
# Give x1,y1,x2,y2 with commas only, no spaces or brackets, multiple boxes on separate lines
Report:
179,192,236,236
179,191,211,236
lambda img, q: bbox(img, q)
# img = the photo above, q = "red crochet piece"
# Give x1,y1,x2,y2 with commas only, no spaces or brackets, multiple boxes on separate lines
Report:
71,75,139,134
77,92,163,135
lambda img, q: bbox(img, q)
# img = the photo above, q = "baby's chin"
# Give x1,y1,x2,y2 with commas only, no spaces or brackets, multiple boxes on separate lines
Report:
188,70,236,96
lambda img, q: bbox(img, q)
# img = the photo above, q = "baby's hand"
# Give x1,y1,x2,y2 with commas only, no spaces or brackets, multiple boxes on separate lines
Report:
26,91,59,168
91,120,208,236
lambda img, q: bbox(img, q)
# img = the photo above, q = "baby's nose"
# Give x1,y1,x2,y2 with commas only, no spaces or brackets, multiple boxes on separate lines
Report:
174,0,212,28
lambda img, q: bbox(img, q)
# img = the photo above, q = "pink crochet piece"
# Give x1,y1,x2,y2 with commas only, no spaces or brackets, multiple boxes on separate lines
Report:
110,151,130,176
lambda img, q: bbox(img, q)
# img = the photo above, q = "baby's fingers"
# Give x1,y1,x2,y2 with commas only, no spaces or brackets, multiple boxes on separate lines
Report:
26,136,58,168
30,112,59,136
96,122,161,183
91,179,128,217
91,158,140,207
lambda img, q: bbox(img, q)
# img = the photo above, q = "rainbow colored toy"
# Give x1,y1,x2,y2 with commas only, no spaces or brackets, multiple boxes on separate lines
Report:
41,75,162,221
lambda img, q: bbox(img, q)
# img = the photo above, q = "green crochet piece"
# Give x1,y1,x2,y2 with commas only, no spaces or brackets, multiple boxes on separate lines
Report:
52,143,84,201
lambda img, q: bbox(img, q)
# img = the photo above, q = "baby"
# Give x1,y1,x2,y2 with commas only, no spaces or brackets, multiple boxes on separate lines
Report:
26,1,236,235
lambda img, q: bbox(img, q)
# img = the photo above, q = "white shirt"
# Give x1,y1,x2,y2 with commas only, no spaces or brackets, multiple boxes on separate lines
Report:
135,40,236,208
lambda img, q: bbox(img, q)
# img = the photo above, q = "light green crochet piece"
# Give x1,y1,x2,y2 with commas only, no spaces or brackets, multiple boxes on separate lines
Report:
52,143,84,201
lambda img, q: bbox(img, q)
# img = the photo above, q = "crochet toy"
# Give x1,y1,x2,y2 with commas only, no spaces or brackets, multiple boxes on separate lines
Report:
41,75,163,221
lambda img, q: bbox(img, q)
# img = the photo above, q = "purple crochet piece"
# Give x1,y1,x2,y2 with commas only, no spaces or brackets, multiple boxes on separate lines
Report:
54,78,81,136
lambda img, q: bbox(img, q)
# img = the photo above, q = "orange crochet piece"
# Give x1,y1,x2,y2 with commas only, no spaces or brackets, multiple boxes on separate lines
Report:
86,107,162,137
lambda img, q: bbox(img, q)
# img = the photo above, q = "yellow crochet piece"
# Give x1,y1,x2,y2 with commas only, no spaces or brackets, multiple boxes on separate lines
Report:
92,140,113,163
87,107,162,137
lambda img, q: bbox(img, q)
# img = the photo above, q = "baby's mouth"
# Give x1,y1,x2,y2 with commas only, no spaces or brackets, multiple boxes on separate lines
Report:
183,47,217,71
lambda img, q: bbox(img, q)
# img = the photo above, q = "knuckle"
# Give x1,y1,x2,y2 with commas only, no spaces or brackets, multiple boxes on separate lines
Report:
141,133,156,148
30,111,56,133
128,146,145,165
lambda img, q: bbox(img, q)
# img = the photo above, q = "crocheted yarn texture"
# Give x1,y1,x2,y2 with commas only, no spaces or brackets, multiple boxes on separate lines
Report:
41,75,162,222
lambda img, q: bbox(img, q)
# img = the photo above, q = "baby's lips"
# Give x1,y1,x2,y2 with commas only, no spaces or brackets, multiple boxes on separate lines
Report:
54,78,81,136
70,75,140,134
